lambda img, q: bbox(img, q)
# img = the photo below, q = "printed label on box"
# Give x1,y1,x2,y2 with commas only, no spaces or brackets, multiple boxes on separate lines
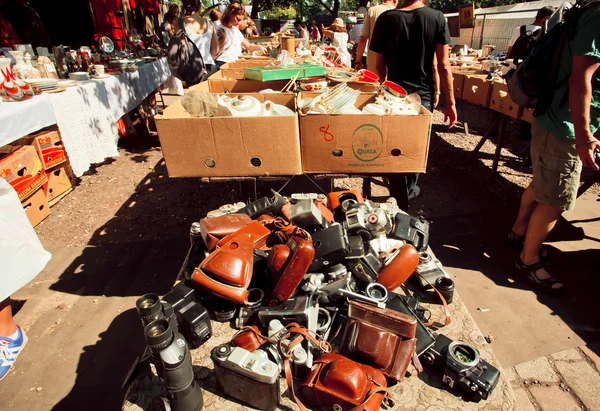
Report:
351,124,383,162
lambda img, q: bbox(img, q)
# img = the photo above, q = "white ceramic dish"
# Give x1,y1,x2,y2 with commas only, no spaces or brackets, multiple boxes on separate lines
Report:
69,72,90,81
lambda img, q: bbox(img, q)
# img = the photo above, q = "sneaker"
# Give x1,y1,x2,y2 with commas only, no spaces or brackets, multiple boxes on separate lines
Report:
408,185,421,201
0,326,28,381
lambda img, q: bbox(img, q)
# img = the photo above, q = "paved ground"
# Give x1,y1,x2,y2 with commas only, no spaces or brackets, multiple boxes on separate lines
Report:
1,99,599,410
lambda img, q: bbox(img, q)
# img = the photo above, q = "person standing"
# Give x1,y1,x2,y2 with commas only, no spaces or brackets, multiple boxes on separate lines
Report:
209,9,222,23
214,3,266,69
370,0,457,210
507,7,600,295
508,6,555,144
176,0,219,74
323,18,352,67
507,7,555,59
354,0,398,75
0,179,51,381
349,15,366,66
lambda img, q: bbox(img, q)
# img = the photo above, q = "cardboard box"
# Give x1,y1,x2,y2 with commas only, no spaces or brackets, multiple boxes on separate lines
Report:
489,81,522,120
22,188,50,227
31,127,68,169
299,93,432,174
220,60,277,80
453,72,466,100
0,145,48,201
463,75,492,107
205,71,290,93
44,165,73,201
156,93,302,177
521,107,534,124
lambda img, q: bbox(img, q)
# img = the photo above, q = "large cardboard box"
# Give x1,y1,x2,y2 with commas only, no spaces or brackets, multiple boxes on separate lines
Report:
452,72,466,100
156,93,302,177
299,93,432,174
0,145,48,200
30,127,68,170
521,107,534,124
22,188,50,227
489,81,522,120
463,75,492,108
44,165,73,201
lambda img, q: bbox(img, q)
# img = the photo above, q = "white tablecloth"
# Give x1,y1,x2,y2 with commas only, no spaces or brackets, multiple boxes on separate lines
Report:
0,94,57,147
49,58,171,177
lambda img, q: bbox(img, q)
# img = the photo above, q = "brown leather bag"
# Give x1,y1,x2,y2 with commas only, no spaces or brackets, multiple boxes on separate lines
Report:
300,353,389,411
340,300,421,381
199,214,252,251
191,222,271,304
377,244,419,291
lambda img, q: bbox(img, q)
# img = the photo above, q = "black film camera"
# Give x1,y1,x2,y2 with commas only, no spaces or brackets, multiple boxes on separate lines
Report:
421,334,500,402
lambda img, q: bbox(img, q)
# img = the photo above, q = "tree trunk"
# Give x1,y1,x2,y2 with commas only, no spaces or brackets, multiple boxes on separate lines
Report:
332,0,340,17
251,0,260,19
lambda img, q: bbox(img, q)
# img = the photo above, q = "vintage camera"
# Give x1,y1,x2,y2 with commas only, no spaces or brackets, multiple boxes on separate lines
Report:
390,213,430,251
421,334,500,402
289,199,325,229
238,190,287,219
309,224,350,272
415,247,450,288
161,282,212,349
345,204,391,237
212,344,280,411
144,319,204,411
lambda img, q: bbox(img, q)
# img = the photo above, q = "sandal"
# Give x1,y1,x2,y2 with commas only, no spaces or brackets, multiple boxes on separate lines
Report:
515,259,564,295
505,231,550,261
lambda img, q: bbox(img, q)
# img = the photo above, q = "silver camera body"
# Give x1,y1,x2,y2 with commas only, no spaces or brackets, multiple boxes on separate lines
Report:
212,344,280,411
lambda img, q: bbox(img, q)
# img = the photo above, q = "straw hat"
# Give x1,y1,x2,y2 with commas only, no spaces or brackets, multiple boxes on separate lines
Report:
332,18,345,28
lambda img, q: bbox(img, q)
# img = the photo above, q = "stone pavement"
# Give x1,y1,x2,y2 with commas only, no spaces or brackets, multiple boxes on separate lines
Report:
507,344,600,410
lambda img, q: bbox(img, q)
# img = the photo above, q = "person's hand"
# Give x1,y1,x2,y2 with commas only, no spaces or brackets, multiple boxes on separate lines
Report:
444,104,457,128
354,61,363,70
576,137,600,170
433,93,440,108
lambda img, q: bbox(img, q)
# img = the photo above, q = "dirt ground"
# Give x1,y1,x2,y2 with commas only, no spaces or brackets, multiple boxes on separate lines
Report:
1,101,599,410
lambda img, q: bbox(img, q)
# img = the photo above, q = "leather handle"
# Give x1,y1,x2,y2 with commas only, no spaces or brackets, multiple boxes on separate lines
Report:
413,271,451,328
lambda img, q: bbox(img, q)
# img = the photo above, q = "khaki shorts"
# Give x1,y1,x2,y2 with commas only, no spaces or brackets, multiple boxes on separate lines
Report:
531,119,582,211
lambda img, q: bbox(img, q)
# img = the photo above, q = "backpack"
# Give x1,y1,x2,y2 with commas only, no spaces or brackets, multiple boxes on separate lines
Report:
167,18,207,86
507,25,541,62
506,0,600,112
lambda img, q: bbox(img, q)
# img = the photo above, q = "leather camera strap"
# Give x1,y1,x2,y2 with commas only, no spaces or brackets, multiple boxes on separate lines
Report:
349,378,394,411
413,271,451,328
231,326,278,346
279,323,331,411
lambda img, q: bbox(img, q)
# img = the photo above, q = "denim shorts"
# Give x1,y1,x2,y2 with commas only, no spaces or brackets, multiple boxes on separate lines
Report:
531,119,582,211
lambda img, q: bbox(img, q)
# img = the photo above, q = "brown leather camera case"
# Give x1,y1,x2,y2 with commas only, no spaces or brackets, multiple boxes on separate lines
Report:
300,353,387,411
199,214,252,251
271,236,315,302
340,300,418,381
192,222,271,304
377,244,419,291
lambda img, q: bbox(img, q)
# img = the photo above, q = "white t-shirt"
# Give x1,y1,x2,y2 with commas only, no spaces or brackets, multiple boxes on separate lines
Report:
509,24,541,47
185,18,215,65
215,22,245,63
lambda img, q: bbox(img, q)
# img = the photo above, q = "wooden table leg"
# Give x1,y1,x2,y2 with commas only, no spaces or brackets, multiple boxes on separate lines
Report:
492,115,508,178
467,112,502,163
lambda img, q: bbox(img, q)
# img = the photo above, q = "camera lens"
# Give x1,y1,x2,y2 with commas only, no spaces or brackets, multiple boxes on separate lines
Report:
136,293,163,326
447,341,480,367
365,283,389,302
244,288,264,309
145,319,174,351
435,277,455,304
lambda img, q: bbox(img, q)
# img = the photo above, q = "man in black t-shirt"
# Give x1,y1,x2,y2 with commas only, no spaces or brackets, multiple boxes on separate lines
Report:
370,0,457,209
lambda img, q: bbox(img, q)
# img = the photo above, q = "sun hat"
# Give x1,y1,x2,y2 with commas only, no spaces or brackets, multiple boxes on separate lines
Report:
332,18,345,27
